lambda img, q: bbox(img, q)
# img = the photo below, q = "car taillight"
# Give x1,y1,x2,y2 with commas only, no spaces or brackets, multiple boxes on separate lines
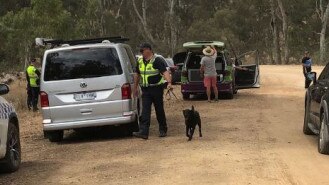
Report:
40,91,49,107
122,83,131,100
182,70,188,77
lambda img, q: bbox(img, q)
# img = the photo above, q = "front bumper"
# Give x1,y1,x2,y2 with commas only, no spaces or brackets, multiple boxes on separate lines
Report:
43,114,136,131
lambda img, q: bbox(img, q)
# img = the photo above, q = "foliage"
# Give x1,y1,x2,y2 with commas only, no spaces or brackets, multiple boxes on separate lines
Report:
0,0,328,71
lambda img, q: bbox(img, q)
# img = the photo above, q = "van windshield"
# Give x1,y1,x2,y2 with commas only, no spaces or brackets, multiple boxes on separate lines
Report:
44,48,122,81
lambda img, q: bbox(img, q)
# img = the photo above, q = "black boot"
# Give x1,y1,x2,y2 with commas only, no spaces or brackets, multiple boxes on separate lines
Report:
159,130,167,137
133,132,148,140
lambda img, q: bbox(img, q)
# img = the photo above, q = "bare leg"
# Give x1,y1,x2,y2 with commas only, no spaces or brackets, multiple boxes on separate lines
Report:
213,86,218,100
206,86,211,101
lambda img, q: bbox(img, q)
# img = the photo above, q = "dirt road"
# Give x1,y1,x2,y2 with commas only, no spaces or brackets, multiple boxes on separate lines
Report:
1,65,329,185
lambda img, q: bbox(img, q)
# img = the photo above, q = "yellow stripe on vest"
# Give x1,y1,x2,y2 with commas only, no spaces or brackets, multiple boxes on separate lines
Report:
138,57,164,87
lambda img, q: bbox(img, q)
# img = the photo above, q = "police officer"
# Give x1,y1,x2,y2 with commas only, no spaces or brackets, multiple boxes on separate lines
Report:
302,51,312,88
133,43,172,140
26,58,41,112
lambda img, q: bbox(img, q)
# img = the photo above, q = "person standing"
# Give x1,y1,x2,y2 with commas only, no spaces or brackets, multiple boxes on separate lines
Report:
26,83,33,111
200,46,218,102
26,59,41,112
133,43,172,140
302,51,312,88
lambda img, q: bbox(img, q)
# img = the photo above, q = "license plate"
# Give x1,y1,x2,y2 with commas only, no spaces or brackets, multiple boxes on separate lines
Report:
74,92,97,101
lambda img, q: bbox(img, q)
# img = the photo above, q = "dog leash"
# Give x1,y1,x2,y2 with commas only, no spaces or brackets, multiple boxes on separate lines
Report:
165,88,179,100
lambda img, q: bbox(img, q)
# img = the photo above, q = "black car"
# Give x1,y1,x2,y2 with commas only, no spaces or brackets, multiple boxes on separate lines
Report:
304,65,329,154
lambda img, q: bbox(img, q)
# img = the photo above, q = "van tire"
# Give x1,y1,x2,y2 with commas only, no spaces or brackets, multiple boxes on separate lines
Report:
0,122,21,173
319,112,329,154
303,97,314,135
225,92,234,99
46,130,64,142
182,93,190,100
130,116,140,133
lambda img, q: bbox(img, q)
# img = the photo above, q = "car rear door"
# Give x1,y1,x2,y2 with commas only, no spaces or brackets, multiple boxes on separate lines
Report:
42,46,125,124
235,50,260,89
310,64,329,126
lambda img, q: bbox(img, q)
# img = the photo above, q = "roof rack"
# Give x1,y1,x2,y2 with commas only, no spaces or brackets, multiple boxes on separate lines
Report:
35,36,129,47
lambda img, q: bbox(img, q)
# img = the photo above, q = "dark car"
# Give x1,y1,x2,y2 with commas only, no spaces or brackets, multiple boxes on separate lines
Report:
174,41,260,100
304,65,329,154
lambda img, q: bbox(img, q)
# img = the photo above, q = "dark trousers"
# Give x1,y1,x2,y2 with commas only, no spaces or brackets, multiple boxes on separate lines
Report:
27,87,33,109
305,78,312,88
304,72,312,88
139,86,167,135
31,87,40,110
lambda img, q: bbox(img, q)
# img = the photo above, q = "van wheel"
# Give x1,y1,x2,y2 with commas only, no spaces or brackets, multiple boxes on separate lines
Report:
233,88,238,94
319,112,329,154
182,93,190,100
0,122,21,173
303,98,314,135
45,130,64,142
130,116,139,133
225,92,234,99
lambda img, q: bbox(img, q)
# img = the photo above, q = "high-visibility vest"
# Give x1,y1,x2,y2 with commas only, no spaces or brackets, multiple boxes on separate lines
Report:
27,65,39,87
138,56,164,87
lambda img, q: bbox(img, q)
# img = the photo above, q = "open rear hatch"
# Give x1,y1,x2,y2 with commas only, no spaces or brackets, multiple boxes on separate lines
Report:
184,53,226,83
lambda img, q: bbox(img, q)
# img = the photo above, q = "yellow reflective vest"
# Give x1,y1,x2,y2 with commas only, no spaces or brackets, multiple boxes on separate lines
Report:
27,65,39,87
138,57,164,87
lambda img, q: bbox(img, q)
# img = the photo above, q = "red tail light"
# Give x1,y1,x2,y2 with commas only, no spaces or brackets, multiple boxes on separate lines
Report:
40,91,49,107
122,83,131,100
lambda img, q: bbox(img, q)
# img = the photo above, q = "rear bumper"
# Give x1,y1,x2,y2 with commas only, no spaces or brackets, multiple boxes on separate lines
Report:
43,114,136,131
181,82,233,94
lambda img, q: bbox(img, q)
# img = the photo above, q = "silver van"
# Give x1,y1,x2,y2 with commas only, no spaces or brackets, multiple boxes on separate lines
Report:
38,38,140,142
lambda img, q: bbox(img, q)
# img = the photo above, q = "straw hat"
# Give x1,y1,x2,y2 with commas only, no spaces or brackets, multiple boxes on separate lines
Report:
202,46,215,56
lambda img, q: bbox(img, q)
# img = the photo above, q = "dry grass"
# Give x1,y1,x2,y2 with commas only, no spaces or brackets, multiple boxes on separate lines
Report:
3,80,44,144
4,80,29,112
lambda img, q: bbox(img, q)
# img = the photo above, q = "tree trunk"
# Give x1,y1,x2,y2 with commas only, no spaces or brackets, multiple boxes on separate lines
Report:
132,0,156,44
319,1,329,64
277,0,289,64
270,0,282,65
169,0,176,57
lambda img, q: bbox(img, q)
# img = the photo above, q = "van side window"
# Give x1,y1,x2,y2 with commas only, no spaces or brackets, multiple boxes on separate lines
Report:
124,46,137,69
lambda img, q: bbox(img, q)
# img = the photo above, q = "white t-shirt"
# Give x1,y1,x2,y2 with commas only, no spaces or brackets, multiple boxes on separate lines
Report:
200,53,217,77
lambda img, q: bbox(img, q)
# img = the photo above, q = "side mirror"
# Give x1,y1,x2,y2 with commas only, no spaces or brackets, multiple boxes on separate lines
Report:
308,72,317,84
0,84,10,95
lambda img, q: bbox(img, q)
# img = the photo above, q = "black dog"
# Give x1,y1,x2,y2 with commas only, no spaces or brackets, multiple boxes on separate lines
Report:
183,106,202,141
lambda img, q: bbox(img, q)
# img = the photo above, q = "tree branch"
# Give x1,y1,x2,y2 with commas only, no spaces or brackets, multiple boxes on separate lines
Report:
132,0,145,26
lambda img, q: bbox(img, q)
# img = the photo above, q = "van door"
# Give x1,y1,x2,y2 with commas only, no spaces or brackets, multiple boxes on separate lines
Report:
122,45,140,116
235,50,260,89
42,47,125,124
